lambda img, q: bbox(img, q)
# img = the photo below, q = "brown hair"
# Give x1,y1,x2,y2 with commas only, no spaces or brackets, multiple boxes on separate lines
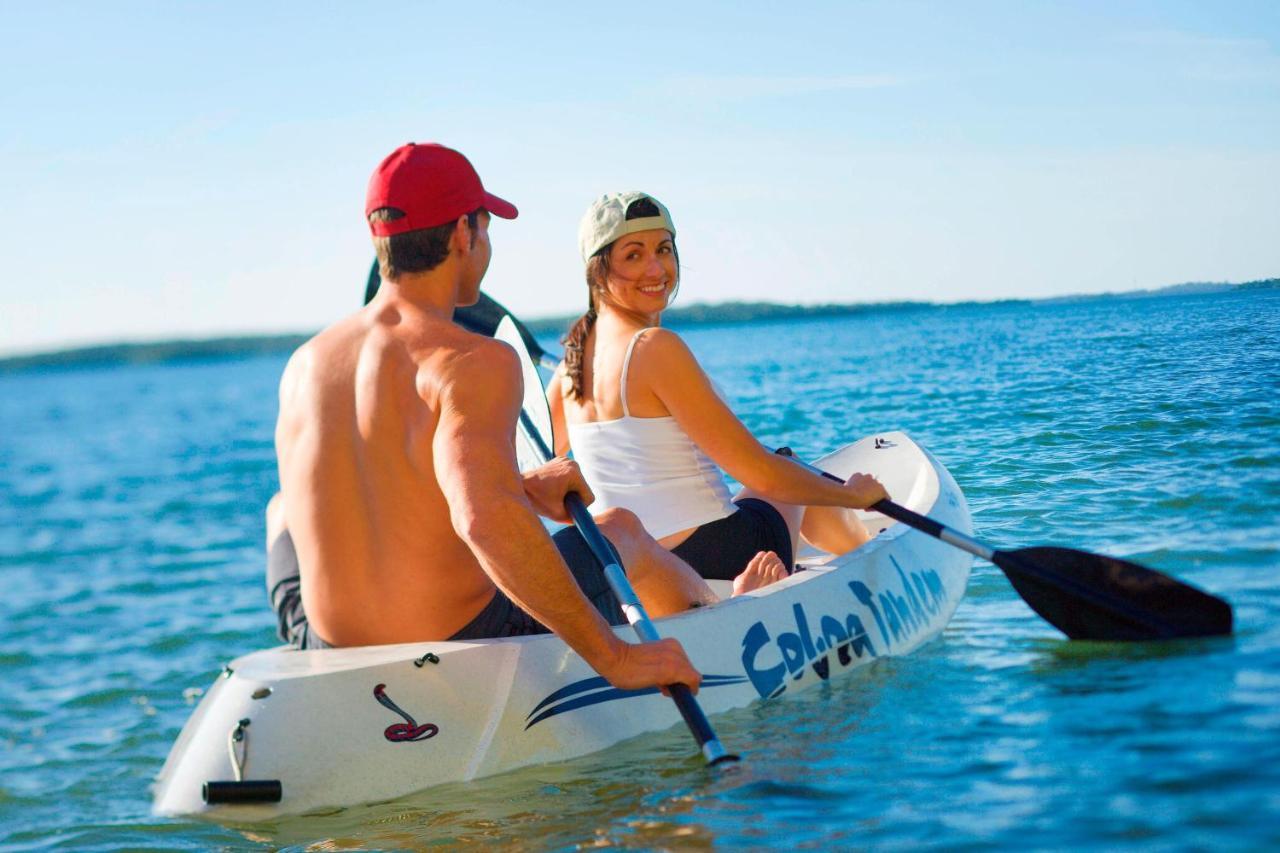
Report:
561,253,610,401
369,207,480,283
561,199,680,402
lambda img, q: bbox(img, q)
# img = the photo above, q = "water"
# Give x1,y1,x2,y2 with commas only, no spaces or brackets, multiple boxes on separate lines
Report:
2,290,1277,849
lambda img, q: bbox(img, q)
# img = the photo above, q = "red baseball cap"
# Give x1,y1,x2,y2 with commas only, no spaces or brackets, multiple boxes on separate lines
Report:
365,142,518,236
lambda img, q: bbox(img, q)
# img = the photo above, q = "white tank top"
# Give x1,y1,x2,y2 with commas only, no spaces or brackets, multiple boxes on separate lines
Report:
567,329,736,539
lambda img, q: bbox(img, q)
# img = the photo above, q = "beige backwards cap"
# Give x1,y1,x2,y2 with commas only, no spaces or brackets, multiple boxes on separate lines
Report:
578,191,676,263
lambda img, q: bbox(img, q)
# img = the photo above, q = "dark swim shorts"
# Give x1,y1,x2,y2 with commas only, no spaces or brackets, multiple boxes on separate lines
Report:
266,530,332,650
447,526,627,640
671,498,794,581
265,526,627,649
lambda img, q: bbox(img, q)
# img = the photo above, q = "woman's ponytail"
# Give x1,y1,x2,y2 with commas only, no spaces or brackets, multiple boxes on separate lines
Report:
561,254,610,402
561,302,596,402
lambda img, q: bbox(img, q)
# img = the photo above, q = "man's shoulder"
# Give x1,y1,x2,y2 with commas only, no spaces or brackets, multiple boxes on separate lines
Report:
372,312,514,398
430,336,523,427
291,311,366,358
280,313,367,378
435,333,521,387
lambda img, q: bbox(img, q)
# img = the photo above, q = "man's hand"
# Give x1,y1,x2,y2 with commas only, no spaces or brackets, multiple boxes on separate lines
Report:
598,637,703,695
521,456,595,524
843,472,889,509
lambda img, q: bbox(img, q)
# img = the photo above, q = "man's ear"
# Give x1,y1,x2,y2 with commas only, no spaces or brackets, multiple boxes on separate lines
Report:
452,215,473,255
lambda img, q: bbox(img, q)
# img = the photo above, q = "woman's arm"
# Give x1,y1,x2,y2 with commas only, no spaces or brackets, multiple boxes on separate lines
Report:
638,329,885,509
546,365,571,457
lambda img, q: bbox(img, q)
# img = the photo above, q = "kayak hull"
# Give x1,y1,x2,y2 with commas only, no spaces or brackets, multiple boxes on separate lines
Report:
153,431,972,820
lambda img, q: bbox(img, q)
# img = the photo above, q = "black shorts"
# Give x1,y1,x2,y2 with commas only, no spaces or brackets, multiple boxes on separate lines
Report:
265,526,626,649
671,498,794,581
266,530,330,650
448,526,626,640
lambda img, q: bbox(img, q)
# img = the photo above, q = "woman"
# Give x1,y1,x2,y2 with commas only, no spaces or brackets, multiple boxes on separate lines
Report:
547,191,888,589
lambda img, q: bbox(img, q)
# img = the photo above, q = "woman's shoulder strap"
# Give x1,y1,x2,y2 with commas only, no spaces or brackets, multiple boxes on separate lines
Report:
619,327,658,418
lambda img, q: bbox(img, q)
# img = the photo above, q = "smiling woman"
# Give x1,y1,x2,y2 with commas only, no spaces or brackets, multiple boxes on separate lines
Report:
560,193,681,403
548,191,890,589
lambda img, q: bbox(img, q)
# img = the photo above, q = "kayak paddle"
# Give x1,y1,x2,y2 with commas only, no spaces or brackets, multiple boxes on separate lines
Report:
496,316,739,766
775,448,1234,641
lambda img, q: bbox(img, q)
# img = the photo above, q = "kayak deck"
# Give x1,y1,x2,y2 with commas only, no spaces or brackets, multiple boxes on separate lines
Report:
153,431,972,820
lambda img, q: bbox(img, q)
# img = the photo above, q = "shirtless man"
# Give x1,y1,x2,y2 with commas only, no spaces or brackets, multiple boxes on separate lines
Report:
269,142,723,692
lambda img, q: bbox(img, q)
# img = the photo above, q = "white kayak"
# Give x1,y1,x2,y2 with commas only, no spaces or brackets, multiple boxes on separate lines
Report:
153,431,973,820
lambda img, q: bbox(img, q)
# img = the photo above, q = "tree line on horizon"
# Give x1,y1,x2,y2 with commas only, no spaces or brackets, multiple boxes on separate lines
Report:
3,278,1275,374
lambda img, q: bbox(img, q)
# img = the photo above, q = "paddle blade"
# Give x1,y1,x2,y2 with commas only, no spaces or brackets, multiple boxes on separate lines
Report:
364,260,381,306
994,546,1234,641
458,292,552,365
495,316,555,472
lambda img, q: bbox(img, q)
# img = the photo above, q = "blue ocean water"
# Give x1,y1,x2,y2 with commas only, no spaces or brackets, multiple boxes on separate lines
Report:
1,289,1277,849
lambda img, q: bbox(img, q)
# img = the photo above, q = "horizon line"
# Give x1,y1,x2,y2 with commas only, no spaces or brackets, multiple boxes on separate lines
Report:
2,278,1274,369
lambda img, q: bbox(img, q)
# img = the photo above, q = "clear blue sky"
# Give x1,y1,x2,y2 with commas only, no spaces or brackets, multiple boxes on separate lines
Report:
2,1,1276,356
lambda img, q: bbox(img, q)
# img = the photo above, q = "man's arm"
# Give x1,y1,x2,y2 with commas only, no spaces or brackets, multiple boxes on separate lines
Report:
272,344,312,544
432,341,699,691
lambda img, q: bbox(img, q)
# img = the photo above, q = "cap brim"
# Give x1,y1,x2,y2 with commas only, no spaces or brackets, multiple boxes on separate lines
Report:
483,192,518,219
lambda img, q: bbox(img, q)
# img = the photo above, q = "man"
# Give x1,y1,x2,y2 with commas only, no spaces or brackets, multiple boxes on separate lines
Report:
269,142,714,693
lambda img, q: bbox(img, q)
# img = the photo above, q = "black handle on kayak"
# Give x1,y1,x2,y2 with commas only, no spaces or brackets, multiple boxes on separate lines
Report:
203,780,282,805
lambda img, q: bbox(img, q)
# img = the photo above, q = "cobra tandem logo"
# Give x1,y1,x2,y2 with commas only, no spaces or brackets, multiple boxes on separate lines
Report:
741,557,949,699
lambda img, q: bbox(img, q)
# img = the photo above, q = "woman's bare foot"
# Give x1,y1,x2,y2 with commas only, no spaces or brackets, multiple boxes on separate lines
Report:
732,550,790,596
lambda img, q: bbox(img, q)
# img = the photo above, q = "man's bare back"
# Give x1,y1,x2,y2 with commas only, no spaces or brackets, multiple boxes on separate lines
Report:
275,302,506,645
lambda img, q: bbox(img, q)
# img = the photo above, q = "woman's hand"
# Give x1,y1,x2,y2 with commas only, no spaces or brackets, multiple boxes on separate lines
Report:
521,456,595,523
842,472,889,509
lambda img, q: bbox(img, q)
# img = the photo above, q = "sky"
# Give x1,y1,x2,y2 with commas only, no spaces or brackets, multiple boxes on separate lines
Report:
1,1,1277,356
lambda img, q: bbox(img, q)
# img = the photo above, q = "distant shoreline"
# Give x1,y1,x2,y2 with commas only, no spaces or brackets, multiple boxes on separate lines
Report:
3,278,1274,374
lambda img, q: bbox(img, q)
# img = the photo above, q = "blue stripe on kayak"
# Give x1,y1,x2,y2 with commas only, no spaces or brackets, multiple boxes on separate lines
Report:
525,676,611,722
524,674,748,730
